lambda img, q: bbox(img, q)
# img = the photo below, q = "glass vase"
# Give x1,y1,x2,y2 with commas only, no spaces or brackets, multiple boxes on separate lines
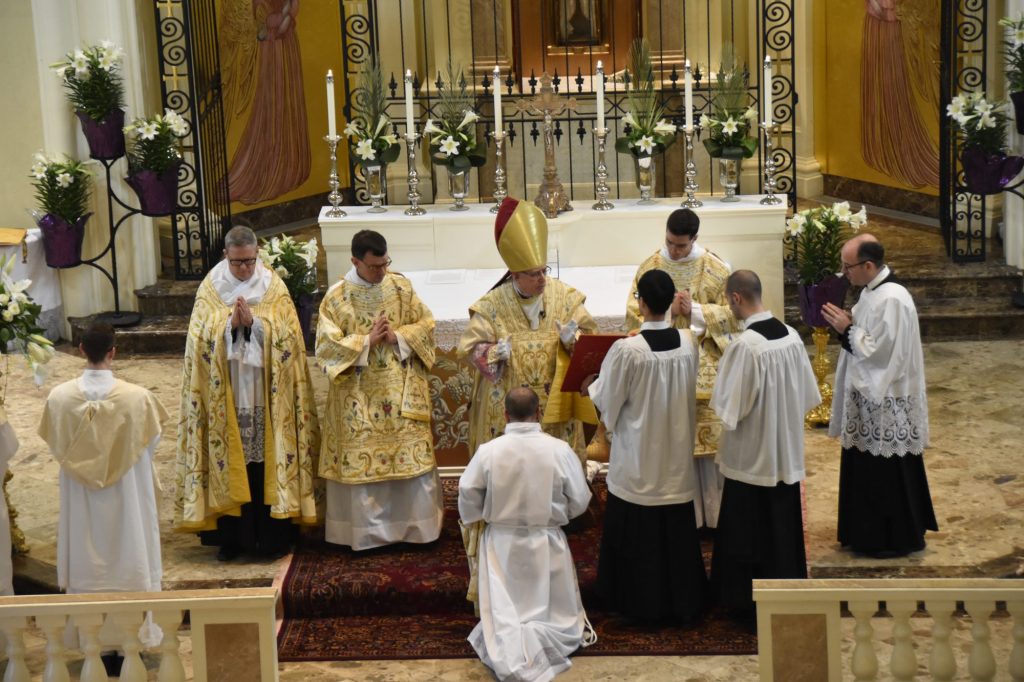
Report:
718,157,741,202
447,167,470,211
635,155,657,204
364,163,387,213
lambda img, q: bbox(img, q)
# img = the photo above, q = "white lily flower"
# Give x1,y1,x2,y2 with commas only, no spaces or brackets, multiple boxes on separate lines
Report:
621,112,637,127
636,135,655,154
71,50,89,77
978,111,997,129
743,106,758,120
343,121,360,138
275,265,289,279
6,302,20,316
9,278,29,294
269,237,280,252
138,121,159,141
27,342,52,365
975,99,993,115
56,172,73,188
99,51,118,71
786,216,805,236
457,111,480,129
381,134,398,146
946,98,965,118
653,119,677,135
374,115,389,136
355,138,376,160
721,117,740,135
31,162,47,180
850,207,868,230
439,135,460,157
1014,28,1024,47
100,40,114,50
169,118,189,137
699,114,713,129
13,292,27,305
832,201,852,221
423,119,442,135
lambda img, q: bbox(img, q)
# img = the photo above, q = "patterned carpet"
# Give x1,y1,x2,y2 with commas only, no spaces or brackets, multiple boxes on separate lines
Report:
278,478,757,661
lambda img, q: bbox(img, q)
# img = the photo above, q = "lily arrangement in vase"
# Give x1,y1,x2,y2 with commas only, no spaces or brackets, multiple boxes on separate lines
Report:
423,64,487,211
701,50,758,202
124,108,189,216
345,58,400,212
0,253,56,385
259,235,319,344
54,40,127,159
946,92,1023,195
999,13,1024,133
615,38,677,204
29,152,93,268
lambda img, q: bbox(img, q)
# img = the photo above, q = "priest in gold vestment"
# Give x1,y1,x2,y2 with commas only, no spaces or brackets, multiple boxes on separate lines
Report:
625,208,741,528
458,196,597,604
316,229,443,550
177,226,320,559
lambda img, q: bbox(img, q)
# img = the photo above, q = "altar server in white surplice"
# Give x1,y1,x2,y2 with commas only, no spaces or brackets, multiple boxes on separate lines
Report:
38,323,168,657
709,271,820,622
459,387,595,682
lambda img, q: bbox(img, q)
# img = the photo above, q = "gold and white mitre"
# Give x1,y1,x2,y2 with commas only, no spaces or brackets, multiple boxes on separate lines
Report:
494,196,547,272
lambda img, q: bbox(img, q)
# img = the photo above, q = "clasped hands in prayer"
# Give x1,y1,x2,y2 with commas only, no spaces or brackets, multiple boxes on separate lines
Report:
671,290,693,317
368,312,399,347
230,297,255,329
820,302,852,334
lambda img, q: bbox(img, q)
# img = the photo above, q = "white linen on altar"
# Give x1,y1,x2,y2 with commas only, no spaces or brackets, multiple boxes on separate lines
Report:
459,422,593,682
325,470,443,550
1,229,63,341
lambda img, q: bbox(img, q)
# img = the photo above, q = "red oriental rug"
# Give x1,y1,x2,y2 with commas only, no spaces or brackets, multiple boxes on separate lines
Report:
277,478,756,661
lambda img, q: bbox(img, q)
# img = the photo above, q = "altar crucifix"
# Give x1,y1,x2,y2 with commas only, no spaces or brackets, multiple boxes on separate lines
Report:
517,72,577,218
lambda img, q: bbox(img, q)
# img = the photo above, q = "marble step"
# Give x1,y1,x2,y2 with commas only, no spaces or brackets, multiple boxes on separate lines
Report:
69,314,188,355
135,280,201,317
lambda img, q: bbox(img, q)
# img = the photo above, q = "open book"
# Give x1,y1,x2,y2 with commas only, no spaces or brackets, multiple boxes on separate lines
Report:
560,333,627,392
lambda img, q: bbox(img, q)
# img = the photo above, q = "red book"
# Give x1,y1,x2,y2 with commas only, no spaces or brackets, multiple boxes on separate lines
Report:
561,333,627,392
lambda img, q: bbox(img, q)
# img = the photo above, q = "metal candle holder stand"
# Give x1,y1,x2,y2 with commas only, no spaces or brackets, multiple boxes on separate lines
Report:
491,129,508,213
592,127,614,210
760,122,783,206
404,131,426,216
324,134,346,217
682,126,703,208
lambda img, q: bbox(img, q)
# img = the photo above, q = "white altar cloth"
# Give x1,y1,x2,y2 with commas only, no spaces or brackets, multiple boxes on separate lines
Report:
1,229,64,341
320,196,787,319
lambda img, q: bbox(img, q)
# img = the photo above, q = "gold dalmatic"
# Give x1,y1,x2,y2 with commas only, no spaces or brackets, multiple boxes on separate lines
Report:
625,250,741,456
316,273,437,484
176,274,320,531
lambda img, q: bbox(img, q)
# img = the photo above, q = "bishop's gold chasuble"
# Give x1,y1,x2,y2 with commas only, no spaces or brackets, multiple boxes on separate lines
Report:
176,274,320,531
459,278,597,459
316,273,437,484
625,250,741,456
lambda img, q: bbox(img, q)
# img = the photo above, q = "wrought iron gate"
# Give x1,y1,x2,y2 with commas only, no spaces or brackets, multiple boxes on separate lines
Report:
154,0,232,279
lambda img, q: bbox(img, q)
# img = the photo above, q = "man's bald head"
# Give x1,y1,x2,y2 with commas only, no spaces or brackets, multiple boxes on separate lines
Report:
842,233,885,285
725,269,762,303
505,386,540,422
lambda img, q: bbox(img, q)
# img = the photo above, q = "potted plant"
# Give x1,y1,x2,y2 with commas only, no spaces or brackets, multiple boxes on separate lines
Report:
259,235,319,346
28,152,93,268
422,64,487,211
946,92,1024,195
54,41,126,160
999,13,1024,133
786,201,867,328
345,58,401,213
614,38,677,204
701,49,758,202
0,252,56,386
124,108,189,216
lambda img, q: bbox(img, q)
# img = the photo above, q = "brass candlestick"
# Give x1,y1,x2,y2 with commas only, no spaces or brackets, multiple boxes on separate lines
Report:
491,129,508,213
682,126,703,208
592,127,614,210
324,134,346,218
805,326,834,427
404,131,426,216
760,122,783,206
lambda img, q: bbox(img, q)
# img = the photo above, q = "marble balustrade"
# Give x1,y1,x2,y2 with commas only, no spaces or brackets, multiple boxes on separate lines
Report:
0,587,278,682
753,578,1024,681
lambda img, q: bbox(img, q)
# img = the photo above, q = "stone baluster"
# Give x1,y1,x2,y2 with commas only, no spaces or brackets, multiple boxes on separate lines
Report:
110,612,146,682
1008,599,1024,682
73,613,108,682
0,616,31,682
928,599,958,681
152,609,186,682
36,613,71,682
889,600,917,681
965,600,997,681
849,600,879,680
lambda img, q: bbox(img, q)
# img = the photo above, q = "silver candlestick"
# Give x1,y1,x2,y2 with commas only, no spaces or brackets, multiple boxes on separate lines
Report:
491,129,508,213
592,126,614,210
404,131,426,216
760,122,783,205
324,134,346,217
682,126,703,208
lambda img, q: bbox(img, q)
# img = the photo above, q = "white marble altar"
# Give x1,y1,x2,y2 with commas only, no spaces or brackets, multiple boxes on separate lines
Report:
320,196,788,318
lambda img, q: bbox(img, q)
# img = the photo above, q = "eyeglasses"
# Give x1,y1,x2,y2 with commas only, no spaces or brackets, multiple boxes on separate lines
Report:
521,266,551,279
228,258,258,267
359,257,392,272
841,260,868,273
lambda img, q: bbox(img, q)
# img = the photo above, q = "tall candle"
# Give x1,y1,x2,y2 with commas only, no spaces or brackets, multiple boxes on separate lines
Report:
596,60,605,130
326,70,336,138
493,66,503,131
684,60,693,132
404,69,415,134
763,56,773,127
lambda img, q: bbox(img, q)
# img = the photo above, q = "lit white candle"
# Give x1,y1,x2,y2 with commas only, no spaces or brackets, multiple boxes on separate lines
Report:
404,69,415,134
596,60,605,130
326,70,336,138
493,66,503,132
684,60,693,132
763,56,773,127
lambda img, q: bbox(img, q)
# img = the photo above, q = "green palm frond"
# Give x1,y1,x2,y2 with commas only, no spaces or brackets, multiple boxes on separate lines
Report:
437,63,474,130
625,38,664,130
356,56,388,129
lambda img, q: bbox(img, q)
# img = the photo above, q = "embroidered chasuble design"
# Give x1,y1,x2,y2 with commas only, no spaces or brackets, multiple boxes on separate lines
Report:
625,250,741,456
317,273,437,484
176,273,320,531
